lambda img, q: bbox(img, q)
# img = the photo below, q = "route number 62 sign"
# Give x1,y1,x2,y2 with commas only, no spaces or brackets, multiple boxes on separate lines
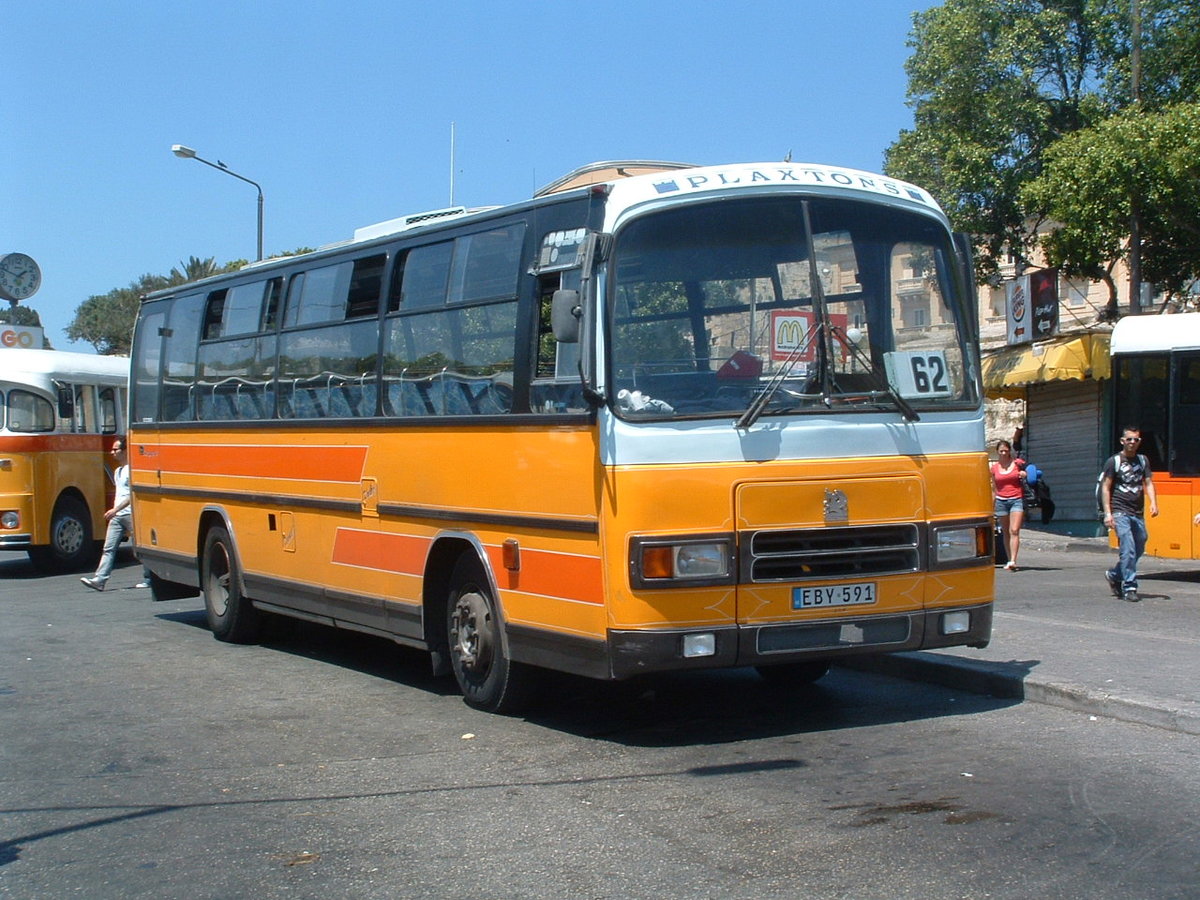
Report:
883,350,953,399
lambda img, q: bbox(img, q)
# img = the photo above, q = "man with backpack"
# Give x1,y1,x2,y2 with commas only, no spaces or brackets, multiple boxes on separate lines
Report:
1099,426,1158,602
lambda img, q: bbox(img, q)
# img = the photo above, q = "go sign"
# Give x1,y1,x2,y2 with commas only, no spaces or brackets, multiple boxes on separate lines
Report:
1,326,42,349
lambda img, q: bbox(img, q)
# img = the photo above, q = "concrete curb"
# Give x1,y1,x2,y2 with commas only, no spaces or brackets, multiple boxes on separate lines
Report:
838,652,1200,736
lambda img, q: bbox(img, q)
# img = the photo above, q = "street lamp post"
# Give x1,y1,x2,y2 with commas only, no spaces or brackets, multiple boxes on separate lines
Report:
171,144,264,261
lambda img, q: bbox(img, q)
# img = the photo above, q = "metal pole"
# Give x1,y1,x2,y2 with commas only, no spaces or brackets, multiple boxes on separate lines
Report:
177,150,265,260
1129,0,1142,314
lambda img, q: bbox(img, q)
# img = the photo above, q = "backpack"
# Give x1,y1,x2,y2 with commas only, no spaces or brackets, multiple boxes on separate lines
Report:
1096,453,1147,519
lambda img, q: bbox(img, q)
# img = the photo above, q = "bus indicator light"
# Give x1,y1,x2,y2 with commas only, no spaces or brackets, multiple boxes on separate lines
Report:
641,546,674,579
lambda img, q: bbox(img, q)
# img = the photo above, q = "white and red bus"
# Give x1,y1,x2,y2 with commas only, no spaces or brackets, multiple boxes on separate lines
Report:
130,161,994,711
0,348,128,570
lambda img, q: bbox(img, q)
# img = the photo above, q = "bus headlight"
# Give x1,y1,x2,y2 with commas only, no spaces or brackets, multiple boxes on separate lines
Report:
1,511,19,530
630,534,736,588
931,521,991,566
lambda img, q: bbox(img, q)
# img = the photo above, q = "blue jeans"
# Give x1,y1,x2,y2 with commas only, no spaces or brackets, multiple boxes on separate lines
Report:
1108,514,1147,593
94,512,132,583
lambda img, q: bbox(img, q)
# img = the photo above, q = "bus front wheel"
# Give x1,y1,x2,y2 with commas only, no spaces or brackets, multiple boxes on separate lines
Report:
29,496,96,573
201,525,261,643
446,554,531,714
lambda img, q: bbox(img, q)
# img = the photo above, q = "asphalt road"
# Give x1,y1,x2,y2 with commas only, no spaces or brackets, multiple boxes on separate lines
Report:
2,550,1198,899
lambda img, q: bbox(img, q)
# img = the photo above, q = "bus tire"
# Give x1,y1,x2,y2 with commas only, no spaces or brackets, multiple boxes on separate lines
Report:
446,554,531,714
29,495,96,573
201,525,261,643
756,660,831,688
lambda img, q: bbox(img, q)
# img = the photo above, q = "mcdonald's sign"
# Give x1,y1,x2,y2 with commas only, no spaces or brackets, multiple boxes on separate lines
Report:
770,311,848,362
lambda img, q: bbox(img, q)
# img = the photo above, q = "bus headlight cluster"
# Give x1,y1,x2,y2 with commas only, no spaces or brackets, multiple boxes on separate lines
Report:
630,534,735,588
1,511,19,530
931,522,990,565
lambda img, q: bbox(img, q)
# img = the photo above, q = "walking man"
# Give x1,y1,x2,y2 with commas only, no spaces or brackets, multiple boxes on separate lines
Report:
1100,426,1158,602
81,437,132,592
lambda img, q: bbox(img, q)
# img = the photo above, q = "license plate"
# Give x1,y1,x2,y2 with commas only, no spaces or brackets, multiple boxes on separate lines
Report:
792,581,877,609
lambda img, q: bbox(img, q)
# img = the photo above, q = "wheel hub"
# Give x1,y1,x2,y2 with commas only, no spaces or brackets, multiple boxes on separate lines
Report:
451,590,494,673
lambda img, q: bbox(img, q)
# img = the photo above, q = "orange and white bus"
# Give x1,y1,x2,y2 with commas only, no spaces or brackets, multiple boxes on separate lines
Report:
1109,312,1200,558
1,348,128,570
130,160,994,711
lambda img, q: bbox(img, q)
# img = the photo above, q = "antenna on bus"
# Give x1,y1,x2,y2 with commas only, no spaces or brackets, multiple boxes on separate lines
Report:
449,121,456,206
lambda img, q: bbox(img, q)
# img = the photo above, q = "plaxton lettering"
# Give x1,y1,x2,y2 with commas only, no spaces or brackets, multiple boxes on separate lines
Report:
677,167,925,203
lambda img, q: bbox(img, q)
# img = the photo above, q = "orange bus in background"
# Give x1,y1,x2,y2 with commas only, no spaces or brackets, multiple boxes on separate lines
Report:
0,348,128,571
1110,313,1200,558
130,160,994,712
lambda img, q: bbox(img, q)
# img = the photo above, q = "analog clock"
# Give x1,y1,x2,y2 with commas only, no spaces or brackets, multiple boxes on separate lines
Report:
0,252,42,302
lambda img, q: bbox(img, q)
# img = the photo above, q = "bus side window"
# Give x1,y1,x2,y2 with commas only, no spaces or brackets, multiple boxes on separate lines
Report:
262,278,283,331
74,384,98,433
202,290,228,340
346,255,387,318
531,271,584,414
9,390,55,433
99,388,118,433
390,243,453,311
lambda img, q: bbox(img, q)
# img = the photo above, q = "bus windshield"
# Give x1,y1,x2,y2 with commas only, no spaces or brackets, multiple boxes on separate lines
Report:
608,196,975,420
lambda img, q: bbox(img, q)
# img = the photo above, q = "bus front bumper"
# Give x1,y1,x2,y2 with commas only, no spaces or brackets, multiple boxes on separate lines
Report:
0,533,34,550
608,603,993,680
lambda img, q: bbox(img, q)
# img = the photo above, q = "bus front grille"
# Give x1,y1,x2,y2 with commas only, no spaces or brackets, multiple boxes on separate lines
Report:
741,524,922,582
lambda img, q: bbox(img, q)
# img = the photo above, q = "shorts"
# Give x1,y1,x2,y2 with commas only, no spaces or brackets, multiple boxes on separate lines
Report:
994,495,1024,516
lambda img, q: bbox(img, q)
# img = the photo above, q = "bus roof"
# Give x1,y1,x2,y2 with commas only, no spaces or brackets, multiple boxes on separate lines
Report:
1110,313,1200,354
0,348,129,388
599,162,946,226
142,160,949,301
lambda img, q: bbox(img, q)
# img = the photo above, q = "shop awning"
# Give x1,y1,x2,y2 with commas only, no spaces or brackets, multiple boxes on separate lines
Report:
981,332,1111,395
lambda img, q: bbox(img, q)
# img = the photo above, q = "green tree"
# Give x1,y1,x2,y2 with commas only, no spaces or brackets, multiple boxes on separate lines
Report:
1022,103,1200,312
66,273,167,355
885,0,1200,285
884,0,1109,281
67,256,243,355
67,248,317,354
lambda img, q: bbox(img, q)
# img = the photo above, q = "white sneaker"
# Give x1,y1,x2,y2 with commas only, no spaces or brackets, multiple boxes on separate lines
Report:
80,577,106,592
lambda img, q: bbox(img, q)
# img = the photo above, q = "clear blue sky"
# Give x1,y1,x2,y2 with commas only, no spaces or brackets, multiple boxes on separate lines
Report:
7,0,933,351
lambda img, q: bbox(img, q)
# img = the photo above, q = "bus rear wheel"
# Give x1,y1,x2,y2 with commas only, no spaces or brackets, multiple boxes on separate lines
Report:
201,525,261,643
446,554,531,714
29,496,95,573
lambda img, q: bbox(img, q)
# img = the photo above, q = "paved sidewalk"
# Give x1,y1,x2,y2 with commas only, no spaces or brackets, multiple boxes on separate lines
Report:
843,528,1200,735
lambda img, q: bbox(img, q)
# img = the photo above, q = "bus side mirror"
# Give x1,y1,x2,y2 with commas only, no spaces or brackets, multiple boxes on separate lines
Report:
57,387,75,419
551,289,581,343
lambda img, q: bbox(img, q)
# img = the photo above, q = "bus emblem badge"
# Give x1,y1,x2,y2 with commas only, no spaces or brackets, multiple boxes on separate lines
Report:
824,489,849,523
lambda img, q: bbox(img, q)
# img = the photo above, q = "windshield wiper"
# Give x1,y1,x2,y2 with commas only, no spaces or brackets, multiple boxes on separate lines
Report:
735,321,821,429
827,325,920,422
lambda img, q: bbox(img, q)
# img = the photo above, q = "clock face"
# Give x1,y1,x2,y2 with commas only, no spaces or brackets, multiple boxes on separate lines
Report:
0,252,42,302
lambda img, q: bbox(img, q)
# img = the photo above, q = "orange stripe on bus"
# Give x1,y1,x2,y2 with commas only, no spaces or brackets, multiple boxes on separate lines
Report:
149,444,368,482
332,529,430,574
0,434,112,452
488,545,604,606
1152,478,1193,496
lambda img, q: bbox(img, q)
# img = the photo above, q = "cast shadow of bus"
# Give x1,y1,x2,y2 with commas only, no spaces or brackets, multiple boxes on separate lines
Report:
156,609,1022,747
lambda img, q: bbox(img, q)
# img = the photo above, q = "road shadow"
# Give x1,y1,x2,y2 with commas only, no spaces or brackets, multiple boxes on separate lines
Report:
155,607,1016,745
0,548,141,581
156,609,458,697
1139,569,1200,585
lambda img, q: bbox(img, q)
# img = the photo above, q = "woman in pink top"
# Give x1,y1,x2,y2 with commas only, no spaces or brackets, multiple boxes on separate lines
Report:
990,439,1027,570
